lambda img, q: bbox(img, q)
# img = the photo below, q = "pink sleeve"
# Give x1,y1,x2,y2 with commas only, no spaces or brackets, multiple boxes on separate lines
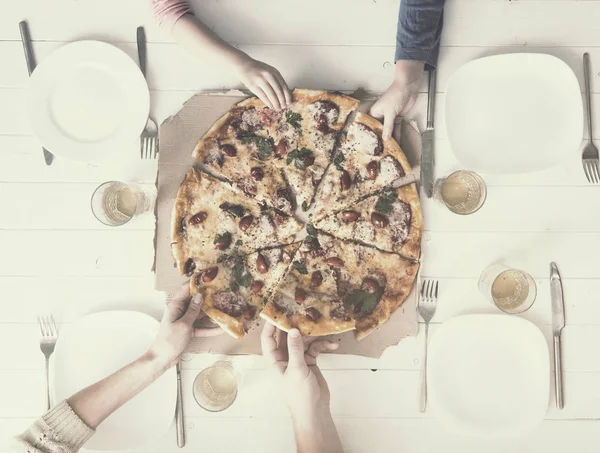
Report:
151,0,192,32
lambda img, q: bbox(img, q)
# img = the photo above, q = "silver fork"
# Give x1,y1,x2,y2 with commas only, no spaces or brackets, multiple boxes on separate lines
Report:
582,53,599,183
137,26,158,159
417,280,438,413
38,316,58,410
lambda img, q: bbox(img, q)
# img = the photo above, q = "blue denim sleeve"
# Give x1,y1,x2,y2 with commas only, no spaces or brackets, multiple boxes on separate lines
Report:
395,0,446,70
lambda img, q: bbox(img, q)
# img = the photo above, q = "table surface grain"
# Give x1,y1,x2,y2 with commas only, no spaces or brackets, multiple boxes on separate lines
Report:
2,1,600,452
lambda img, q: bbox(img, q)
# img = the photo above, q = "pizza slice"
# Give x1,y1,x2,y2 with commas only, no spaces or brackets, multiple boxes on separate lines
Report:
171,168,302,275
192,99,295,214
312,184,422,260
313,112,412,221
273,90,360,212
262,229,419,340
190,244,300,339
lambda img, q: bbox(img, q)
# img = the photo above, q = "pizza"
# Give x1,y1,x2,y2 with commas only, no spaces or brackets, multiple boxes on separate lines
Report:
189,245,299,338
192,90,359,214
261,229,419,339
171,168,302,274
313,112,412,222
312,184,422,260
172,89,422,340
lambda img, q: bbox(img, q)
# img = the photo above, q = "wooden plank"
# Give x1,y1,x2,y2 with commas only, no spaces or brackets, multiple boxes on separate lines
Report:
0,230,155,277
0,136,158,184
0,136,589,187
2,320,598,372
434,139,590,187
424,277,600,327
3,87,598,143
3,1,600,47
0,276,164,322
422,186,600,232
2,230,600,279
422,231,600,279
0,183,155,230
3,415,600,453
3,367,600,419
3,42,600,97
3,184,600,231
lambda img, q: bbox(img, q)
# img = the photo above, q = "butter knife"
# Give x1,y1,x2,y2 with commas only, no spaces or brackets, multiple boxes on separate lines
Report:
175,361,185,447
420,69,436,198
19,21,53,166
550,262,565,410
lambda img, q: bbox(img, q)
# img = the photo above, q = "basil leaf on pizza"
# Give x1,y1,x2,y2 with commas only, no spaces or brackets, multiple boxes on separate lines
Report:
220,202,245,218
375,192,398,214
347,289,383,316
286,148,314,170
285,111,302,129
292,260,308,275
333,153,345,171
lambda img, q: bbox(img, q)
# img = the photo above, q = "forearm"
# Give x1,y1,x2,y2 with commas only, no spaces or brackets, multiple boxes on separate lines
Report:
171,14,248,73
292,408,343,453
67,351,168,429
395,0,446,70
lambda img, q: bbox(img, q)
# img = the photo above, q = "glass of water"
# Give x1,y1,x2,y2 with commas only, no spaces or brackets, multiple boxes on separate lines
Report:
193,361,240,412
433,170,487,215
478,263,537,314
91,181,155,226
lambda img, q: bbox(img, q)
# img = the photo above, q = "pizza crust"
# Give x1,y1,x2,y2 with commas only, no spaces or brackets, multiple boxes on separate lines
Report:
260,302,355,336
292,89,361,120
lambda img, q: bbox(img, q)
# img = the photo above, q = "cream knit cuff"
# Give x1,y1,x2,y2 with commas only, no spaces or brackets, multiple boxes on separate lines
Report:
42,400,95,451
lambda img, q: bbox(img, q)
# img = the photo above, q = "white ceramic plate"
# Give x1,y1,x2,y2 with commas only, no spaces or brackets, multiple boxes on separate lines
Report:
445,53,583,174
53,311,176,451
27,41,149,163
428,314,549,437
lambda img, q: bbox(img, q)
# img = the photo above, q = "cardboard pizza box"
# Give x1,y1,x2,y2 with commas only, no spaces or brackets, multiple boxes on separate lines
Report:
154,89,422,358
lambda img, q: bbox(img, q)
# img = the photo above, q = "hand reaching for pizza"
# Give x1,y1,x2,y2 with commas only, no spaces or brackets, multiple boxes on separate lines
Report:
148,283,223,371
234,56,292,111
369,60,425,141
261,323,339,416
261,323,343,453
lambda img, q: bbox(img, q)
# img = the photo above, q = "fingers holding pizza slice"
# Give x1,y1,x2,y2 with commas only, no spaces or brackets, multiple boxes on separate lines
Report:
190,244,300,339
313,112,413,221
261,230,419,340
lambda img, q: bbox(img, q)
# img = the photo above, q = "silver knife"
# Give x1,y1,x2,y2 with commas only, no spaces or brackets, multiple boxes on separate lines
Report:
550,262,565,410
421,69,436,198
19,21,54,166
175,361,185,447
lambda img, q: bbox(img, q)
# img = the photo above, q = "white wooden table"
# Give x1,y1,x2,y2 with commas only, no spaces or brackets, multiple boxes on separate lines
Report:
2,1,600,451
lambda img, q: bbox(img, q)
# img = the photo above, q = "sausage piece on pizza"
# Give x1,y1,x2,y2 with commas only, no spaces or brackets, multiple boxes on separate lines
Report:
312,184,422,260
171,168,302,275
313,112,412,221
190,245,300,339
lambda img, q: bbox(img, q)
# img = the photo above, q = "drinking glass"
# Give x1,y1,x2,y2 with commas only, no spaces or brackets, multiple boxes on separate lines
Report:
193,361,240,412
478,264,537,314
433,170,486,215
91,181,155,226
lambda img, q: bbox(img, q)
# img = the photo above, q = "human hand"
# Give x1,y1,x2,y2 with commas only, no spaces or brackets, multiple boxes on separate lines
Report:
148,283,222,370
234,56,292,110
261,323,339,418
370,60,425,141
